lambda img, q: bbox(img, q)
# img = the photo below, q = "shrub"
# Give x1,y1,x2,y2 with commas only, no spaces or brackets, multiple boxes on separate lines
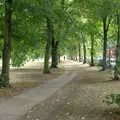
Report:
103,94,120,107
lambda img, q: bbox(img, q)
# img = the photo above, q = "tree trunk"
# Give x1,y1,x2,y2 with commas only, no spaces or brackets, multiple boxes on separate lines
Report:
83,41,86,64
114,12,120,80
43,18,52,73
90,34,95,66
0,0,12,88
102,17,108,70
78,42,82,62
57,48,60,63
108,46,111,68
51,40,59,68
75,46,78,61
51,24,59,68
81,32,86,64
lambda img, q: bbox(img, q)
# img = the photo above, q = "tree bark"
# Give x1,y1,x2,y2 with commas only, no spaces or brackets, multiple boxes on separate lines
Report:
90,34,95,66
75,46,78,61
81,32,87,64
114,12,120,80
83,41,86,64
108,46,111,68
0,0,12,88
102,17,108,70
43,18,52,73
78,41,82,62
51,24,59,68
51,40,59,68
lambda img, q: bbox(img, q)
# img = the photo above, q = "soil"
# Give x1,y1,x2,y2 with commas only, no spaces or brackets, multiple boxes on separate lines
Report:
21,64,120,120
0,61,64,99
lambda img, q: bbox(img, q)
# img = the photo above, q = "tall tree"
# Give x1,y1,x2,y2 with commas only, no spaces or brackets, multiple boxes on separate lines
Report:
51,29,59,68
0,0,12,87
43,17,52,73
78,40,82,62
81,32,87,64
114,10,120,80
90,34,95,66
51,0,65,68
102,16,111,70
51,23,59,68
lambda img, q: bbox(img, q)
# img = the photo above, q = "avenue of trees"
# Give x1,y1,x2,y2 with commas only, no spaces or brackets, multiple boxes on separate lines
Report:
0,0,120,87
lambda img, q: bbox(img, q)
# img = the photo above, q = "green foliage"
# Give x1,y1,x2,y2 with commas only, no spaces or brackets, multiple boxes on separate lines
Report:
104,94,120,107
0,0,119,68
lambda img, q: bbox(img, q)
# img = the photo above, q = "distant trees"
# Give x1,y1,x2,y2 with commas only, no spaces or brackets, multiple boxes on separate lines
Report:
0,0,76,87
0,0,120,87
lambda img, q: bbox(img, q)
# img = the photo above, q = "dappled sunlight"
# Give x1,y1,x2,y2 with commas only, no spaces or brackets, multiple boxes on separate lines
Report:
0,0,120,119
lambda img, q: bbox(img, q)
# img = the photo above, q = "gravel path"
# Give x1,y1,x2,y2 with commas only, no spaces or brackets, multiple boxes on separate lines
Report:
21,64,120,120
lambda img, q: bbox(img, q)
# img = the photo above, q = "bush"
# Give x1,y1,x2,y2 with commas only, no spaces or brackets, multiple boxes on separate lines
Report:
103,94,120,107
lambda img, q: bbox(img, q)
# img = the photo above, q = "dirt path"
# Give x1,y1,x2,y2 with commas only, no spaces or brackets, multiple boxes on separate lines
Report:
21,64,120,120
0,60,64,99
0,61,78,120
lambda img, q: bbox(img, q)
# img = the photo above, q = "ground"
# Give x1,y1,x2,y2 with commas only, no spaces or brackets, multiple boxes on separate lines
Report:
21,64,120,120
0,60,64,99
0,61,120,120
